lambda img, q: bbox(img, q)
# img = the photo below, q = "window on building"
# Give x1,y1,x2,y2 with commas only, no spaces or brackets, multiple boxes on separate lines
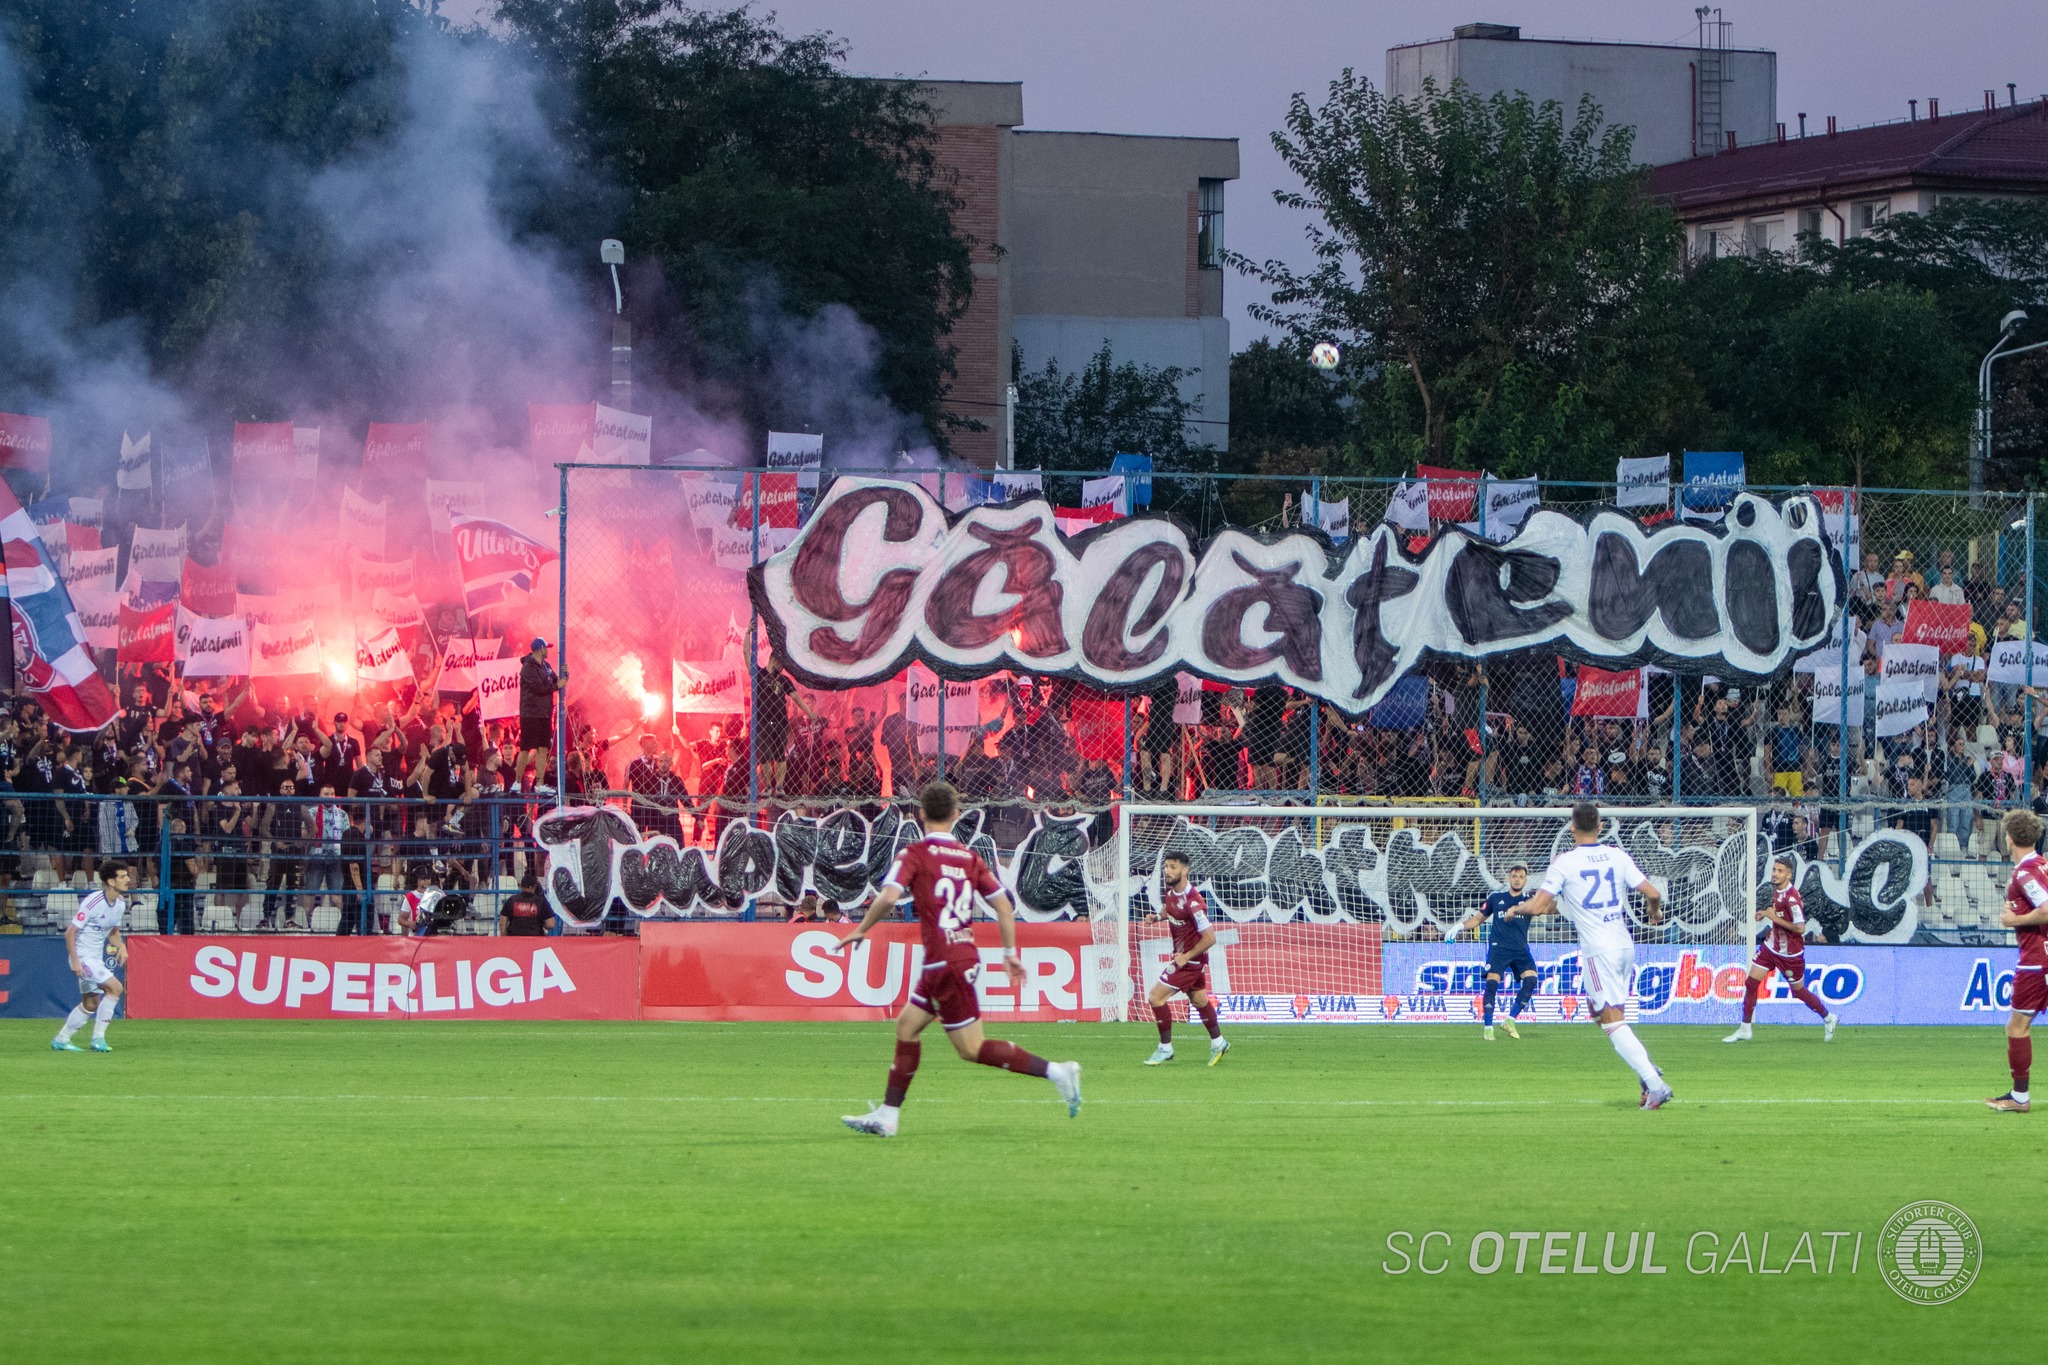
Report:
1745,220,1780,254
1696,225,1734,260
1197,179,1225,268
1797,208,1823,239
1853,200,1890,235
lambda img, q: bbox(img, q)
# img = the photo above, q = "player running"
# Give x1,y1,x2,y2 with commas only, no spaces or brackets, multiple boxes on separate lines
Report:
834,783,1082,1137
1449,859,1536,1041
1990,809,2048,1112
1506,802,1673,1109
1143,850,1229,1066
52,864,132,1053
1722,854,1838,1043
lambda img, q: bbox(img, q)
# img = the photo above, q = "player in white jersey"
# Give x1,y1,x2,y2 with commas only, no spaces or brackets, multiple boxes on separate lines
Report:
53,864,133,1053
1506,802,1673,1109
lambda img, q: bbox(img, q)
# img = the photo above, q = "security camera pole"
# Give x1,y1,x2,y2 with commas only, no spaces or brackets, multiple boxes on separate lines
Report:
603,238,630,409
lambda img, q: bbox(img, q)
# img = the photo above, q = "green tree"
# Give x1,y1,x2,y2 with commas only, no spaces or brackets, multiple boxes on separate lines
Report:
1012,341,1205,471
1235,72,1689,477
495,1,974,445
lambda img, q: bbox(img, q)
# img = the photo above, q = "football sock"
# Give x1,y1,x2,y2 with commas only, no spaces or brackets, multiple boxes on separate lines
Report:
2010,1036,2032,1099
56,1006,88,1041
92,994,117,1040
1482,979,1498,1025
976,1039,1051,1078
883,1039,920,1108
1789,982,1829,1018
1196,1002,1221,1039
1603,1022,1663,1090
1741,977,1762,1023
1154,1006,1173,1045
1511,977,1537,1017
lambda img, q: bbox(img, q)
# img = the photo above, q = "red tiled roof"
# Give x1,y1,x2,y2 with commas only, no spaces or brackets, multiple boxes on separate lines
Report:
1647,101,2048,212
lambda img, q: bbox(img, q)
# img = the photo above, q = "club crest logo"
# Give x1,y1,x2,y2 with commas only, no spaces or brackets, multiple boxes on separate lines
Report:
1558,995,1581,1021
1879,1202,1979,1305
1290,994,1314,1020
1379,995,1401,1020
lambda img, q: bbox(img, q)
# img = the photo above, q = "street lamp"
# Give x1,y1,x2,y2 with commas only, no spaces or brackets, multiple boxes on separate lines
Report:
601,239,630,409
1977,308,2047,499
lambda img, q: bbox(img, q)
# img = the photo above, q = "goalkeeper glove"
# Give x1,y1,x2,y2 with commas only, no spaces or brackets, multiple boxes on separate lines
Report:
1443,925,1459,943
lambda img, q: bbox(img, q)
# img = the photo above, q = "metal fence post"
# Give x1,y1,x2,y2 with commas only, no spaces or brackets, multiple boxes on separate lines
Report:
1837,493,1854,873
746,472,762,824
1475,475,1489,803
2027,492,2037,803
936,470,947,786
554,464,569,810
1121,694,1133,801
157,803,173,933
1308,474,1322,803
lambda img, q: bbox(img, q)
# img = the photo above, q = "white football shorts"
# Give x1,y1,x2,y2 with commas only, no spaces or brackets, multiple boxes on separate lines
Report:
77,956,117,990
1577,944,1635,1015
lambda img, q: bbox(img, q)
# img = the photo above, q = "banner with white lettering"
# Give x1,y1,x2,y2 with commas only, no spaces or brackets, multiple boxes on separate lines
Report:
475,656,522,720
753,478,1843,716
450,515,557,610
672,656,745,714
363,422,428,473
250,616,320,678
175,607,250,677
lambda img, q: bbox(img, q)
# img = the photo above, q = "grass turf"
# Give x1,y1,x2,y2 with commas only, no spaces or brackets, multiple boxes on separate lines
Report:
1,1018,2034,1362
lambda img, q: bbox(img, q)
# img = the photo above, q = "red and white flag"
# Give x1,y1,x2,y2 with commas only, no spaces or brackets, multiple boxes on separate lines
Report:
0,480,118,729
1571,665,1643,718
250,616,320,678
440,636,499,691
450,515,556,611
0,412,53,474
363,422,428,473
180,556,238,617
475,656,522,720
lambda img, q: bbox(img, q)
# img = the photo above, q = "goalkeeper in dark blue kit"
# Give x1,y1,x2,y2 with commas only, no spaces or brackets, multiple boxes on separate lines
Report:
1448,860,1539,1041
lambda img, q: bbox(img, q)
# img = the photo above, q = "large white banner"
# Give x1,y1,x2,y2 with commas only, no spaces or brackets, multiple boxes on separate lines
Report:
175,607,250,677
681,473,740,531
72,588,121,650
349,550,415,604
62,545,118,595
1384,480,1430,532
475,656,522,720
1476,476,1539,539
1811,666,1866,728
340,486,386,555
250,616,320,678
425,479,487,534
672,656,745,714
593,404,652,465
1988,639,2048,685
906,663,980,757
129,524,186,584
755,478,1843,716
1873,678,1929,739
1615,455,1671,509
355,626,413,684
439,636,499,692
1879,642,1941,702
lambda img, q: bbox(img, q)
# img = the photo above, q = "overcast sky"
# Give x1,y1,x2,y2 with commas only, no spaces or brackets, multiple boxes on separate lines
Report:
467,2,2048,348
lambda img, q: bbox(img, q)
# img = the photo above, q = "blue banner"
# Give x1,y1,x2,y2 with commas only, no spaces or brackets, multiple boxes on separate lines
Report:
1109,453,1153,507
0,937,96,1018
1681,450,1745,516
1367,674,1430,730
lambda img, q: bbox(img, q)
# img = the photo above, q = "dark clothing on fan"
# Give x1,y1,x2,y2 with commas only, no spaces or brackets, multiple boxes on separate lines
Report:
501,891,549,936
518,655,561,720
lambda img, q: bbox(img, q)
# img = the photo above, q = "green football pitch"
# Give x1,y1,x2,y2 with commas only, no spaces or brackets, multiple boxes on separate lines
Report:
2,1019,2033,1362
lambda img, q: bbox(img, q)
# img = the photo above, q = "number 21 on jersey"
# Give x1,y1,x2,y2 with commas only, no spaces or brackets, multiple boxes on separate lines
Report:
1579,867,1622,909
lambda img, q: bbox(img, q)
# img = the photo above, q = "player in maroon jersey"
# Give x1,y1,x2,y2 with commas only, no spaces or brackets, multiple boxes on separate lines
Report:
1990,809,2048,1112
1723,854,1838,1043
1143,850,1229,1066
832,782,1082,1137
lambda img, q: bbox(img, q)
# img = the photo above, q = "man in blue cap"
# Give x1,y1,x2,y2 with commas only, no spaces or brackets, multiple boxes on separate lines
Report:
516,637,567,784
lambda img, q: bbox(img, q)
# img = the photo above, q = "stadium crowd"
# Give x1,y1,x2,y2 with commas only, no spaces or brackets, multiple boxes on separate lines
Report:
2,541,2044,935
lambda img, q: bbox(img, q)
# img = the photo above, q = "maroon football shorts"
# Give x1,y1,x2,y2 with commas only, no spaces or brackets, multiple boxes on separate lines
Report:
1157,962,1208,997
909,953,982,1030
1752,946,1806,979
2013,966,2048,1015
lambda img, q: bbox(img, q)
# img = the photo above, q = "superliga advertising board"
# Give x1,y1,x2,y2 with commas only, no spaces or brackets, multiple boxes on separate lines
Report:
1378,944,2029,1026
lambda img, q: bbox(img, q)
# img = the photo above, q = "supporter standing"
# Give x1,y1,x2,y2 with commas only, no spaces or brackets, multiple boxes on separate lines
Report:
515,637,566,783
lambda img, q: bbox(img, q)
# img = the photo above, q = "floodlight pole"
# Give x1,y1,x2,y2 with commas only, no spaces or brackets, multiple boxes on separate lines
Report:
1976,313,2046,505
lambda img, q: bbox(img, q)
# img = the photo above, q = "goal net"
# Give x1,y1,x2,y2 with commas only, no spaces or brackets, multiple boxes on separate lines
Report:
1082,803,1761,1023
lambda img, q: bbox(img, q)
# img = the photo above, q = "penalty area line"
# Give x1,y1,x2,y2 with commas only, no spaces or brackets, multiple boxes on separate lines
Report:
0,1093,1986,1107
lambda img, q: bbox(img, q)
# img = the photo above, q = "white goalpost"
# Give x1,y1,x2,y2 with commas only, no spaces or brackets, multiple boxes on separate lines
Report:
1084,803,1761,1023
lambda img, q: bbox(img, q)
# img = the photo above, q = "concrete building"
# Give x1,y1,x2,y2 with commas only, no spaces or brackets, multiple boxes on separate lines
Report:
1387,21,1776,167
920,82,1238,468
1648,95,2048,258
